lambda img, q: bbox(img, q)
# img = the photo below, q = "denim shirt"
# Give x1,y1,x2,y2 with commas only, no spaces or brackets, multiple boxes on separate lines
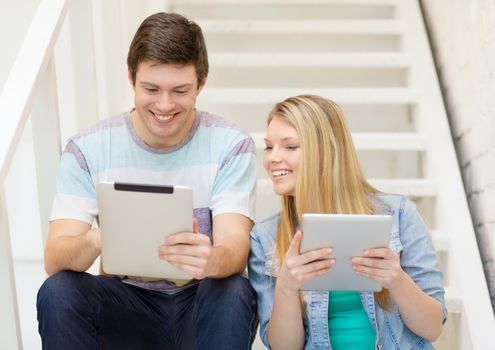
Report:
248,194,448,350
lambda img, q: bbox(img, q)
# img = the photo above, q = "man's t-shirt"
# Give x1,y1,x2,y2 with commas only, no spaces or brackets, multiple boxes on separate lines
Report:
51,109,256,291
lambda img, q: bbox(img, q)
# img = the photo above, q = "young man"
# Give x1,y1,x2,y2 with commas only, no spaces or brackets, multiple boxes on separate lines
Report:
37,12,257,349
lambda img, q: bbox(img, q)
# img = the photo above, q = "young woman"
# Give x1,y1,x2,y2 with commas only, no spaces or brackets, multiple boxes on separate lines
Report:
248,95,447,350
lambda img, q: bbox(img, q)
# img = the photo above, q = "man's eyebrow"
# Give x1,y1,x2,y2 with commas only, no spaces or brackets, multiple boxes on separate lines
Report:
139,81,158,87
172,84,194,89
139,82,194,89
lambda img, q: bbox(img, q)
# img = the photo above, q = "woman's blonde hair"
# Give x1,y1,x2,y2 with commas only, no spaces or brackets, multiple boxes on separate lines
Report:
268,94,390,310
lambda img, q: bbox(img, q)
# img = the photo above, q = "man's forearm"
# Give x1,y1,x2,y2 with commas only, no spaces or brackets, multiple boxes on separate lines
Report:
207,243,249,278
44,229,100,275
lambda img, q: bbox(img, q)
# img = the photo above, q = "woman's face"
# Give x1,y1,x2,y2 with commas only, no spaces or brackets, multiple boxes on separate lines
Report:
263,117,301,196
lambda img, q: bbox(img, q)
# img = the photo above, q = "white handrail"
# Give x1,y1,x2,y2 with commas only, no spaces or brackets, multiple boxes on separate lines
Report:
0,0,71,183
0,0,71,347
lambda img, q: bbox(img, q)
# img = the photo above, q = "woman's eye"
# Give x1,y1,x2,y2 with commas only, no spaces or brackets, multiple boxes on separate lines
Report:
286,145,299,150
264,145,273,151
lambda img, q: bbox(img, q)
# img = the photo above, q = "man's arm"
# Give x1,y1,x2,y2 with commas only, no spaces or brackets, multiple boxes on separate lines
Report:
207,212,253,277
44,219,101,276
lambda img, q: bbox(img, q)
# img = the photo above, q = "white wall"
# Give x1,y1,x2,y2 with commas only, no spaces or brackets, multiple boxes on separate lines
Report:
421,0,495,307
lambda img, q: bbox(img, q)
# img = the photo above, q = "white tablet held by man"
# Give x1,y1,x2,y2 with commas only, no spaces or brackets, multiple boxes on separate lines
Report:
300,213,393,291
97,181,193,280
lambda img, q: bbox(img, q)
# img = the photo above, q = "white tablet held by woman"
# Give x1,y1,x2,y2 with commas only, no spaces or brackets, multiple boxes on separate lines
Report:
300,213,393,291
97,181,193,280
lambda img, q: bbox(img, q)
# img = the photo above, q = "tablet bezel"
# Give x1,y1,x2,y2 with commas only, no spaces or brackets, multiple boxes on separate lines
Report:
97,181,193,280
300,213,392,291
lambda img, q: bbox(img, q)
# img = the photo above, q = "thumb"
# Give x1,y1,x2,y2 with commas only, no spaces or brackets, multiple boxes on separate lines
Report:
193,218,199,234
287,231,303,256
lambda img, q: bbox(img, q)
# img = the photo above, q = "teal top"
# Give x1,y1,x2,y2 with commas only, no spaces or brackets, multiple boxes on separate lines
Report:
328,291,375,349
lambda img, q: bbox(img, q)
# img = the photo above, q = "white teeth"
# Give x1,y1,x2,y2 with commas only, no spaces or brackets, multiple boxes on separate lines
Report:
156,114,174,121
273,170,291,177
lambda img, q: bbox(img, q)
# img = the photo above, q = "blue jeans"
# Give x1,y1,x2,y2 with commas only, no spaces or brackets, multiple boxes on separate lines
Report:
37,271,258,349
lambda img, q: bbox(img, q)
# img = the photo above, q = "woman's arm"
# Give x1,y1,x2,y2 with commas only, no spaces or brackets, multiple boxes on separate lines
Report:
352,248,444,341
352,199,446,341
267,231,334,350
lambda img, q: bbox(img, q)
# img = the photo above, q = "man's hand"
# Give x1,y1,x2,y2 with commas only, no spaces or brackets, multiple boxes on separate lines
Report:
158,219,213,279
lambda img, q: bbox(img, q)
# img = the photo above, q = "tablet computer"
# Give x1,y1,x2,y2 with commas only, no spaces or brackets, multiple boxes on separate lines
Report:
300,213,392,291
97,181,193,280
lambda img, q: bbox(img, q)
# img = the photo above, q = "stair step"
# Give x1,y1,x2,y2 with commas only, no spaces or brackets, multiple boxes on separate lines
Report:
369,179,437,197
444,287,462,314
431,231,449,252
258,178,437,198
210,53,409,68
179,0,399,6
176,2,396,21
198,19,401,34
251,132,428,151
199,88,417,104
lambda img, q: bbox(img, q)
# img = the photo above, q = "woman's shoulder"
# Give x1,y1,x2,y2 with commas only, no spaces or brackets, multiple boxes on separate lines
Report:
251,212,280,240
370,192,410,216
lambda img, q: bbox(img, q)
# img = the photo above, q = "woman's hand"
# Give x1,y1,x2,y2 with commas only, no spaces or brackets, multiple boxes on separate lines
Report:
351,248,407,290
277,231,335,292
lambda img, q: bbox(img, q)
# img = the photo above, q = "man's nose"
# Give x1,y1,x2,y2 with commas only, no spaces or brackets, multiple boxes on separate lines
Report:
155,93,175,111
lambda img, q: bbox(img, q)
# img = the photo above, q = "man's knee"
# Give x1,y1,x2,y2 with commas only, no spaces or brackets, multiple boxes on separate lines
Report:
198,274,255,301
37,270,91,311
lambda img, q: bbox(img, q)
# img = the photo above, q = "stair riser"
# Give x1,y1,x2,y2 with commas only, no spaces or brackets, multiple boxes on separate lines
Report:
204,33,400,53
255,149,424,179
197,102,415,134
175,5,395,20
207,67,407,88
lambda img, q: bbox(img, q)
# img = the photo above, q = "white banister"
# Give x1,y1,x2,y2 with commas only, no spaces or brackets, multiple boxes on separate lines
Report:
31,58,62,245
0,191,22,349
0,0,70,183
0,0,72,346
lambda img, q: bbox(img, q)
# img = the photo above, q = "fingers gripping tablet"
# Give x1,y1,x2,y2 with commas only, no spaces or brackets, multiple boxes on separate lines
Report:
300,214,392,291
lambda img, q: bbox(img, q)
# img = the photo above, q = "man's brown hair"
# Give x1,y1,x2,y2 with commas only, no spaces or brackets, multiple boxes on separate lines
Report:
127,12,208,86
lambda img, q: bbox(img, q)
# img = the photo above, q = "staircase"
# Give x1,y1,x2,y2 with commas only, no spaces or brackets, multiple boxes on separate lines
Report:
1,0,493,348
172,0,493,348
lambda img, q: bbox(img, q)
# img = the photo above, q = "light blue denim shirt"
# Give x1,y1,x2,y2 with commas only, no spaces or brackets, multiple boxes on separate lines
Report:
248,194,448,350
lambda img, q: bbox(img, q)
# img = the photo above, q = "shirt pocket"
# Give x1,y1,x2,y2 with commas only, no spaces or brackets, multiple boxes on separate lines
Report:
264,252,280,277
389,229,403,253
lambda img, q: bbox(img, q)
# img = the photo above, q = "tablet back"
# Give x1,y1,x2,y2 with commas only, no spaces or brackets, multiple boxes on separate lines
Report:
300,214,392,291
97,182,193,280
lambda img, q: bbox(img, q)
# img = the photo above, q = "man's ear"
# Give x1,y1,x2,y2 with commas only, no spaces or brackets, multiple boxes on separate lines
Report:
196,78,207,95
128,70,135,89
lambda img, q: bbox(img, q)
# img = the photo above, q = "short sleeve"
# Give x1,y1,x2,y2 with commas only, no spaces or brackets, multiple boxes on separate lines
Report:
210,136,256,220
50,140,97,224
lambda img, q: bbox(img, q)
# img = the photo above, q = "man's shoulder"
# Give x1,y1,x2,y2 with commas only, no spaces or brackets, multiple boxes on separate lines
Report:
69,111,129,144
197,110,249,137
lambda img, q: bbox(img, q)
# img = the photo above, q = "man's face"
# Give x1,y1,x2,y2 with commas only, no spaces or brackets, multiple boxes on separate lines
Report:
130,60,205,148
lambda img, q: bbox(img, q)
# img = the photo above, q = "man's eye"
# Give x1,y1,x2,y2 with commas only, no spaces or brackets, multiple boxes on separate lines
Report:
145,88,158,93
175,90,187,94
